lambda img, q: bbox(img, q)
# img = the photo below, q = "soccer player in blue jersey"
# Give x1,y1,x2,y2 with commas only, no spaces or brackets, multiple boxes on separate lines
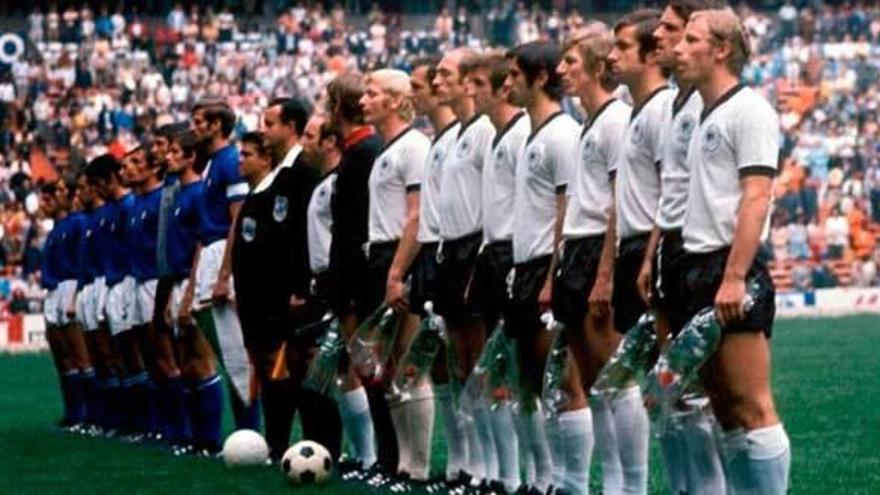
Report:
165,129,222,456
84,154,129,435
186,99,260,431
40,180,90,429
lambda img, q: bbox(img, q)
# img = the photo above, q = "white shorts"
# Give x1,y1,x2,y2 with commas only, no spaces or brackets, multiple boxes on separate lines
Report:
106,276,136,336
132,279,158,327
76,282,98,331
194,240,235,310
43,280,78,327
170,280,188,338
94,276,109,324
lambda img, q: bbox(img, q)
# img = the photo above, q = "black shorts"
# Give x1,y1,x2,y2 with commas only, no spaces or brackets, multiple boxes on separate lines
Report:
357,240,398,319
504,255,551,339
310,270,331,302
327,243,368,317
435,231,483,325
468,240,513,326
612,234,650,334
677,247,776,338
652,229,689,334
410,242,439,317
552,235,604,328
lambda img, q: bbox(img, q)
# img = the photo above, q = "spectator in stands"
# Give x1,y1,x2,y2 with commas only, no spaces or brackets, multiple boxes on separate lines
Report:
851,254,878,287
791,262,812,291
772,215,789,262
788,214,810,260
812,260,840,288
825,206,849,259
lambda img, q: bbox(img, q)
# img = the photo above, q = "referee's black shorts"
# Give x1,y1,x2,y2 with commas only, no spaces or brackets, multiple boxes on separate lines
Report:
503,255,551,340
357,240,398,320
327,243,368,318
676,247,776,338
434,231,482,326
468,240,513,327
409,242,439,317
612,233,651,334
552,234,605,329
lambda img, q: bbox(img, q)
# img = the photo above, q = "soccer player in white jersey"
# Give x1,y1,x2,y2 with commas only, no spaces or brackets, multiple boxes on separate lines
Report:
674,9,790,493
359,69,432,485
646,1,728,493
504,41,581,495
466,50,530,494
556,23,632,495
410,55,465,488
433,48,498,488
607,9,674,494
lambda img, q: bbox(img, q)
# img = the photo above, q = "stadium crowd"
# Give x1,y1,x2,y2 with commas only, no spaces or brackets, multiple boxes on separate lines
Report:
1,1,878,494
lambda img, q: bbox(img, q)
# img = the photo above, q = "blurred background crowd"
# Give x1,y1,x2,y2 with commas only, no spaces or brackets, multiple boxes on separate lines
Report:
0,0,878,314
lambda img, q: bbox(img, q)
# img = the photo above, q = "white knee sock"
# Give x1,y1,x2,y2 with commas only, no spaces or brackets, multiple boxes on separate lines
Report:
591,394,623,495
402,383,435,480
515,408,536,487
722,424,790,495
522,402,554,492
389,396,412,475
436,384,468,480
338,387,377,468
558,408,594,495
659,413,688,494
474,405,499,482
682,408,726,494
461,413,486,481
545,414,566,489
490,402,521,493
612,386,650,495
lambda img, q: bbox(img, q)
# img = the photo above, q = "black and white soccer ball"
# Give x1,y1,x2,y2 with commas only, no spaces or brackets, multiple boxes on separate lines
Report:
281,440,333,485
221,429,269,467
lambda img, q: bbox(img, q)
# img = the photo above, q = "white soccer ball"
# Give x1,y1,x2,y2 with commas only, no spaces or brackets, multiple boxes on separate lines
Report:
281,440,333,485
221,429,269,467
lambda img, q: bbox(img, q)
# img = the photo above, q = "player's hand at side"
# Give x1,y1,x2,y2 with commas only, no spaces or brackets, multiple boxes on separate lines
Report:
386,276,408,313
178,286,194,327
588,275,613,319
538,278,553,313
715,275,746,328
636,261,652,305
212,272,232,305
65,299,77,319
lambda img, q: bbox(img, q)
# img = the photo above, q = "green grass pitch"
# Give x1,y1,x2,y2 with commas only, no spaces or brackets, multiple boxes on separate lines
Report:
1,315,878,494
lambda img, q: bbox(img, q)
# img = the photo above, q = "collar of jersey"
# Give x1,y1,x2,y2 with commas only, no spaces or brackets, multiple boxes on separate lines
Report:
343,126,375,150
279,144,303,170
251,167,280,195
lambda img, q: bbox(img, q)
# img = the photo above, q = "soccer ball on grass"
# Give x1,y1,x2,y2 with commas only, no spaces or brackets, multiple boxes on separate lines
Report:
221,429,269,467
281,440,333,485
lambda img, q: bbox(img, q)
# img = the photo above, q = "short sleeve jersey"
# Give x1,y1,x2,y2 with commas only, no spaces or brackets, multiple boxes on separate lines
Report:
438,114,495,240
657,87,702,230
166,180,205,280
105,193,135,286
307,171,338,274
417,120,459,244
683,85,780,253
563,99,630,238
615,86,673,241
129,187,162,282
199,144,247,245
367,128,430,243
512,111,580,263
482,112,529,243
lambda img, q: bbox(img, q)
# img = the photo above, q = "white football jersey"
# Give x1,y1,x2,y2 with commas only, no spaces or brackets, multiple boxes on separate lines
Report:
368,128,431,243
615,86,673,241
683,85,780,253
482,112,530,243
563,98,630,238
417,121,460,243
438,114,496,239
657,87,702,230
512,111,580,263
307,172,337,273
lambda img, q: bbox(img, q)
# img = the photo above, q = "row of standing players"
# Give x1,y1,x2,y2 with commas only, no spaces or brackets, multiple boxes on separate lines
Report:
39,3,790,494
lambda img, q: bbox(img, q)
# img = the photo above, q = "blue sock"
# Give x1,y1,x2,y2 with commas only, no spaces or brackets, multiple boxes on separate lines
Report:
144,378,160,435
68,370,87,424
191,374,224,452
162,376,192,444
124,372,150,433
81,369,99,426
59,371,78,424
102,376,121,431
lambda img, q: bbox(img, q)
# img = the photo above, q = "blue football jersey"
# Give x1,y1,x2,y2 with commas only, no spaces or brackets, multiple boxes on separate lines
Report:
199,145,247,245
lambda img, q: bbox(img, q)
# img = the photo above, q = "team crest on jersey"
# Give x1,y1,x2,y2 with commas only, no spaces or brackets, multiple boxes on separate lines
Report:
582,136,597,162
630,118,645,144
527,144,545,171
273,196,288,222
380,158,389,170
494,147,505,163
100,218,106,227
242,217,257,242
141,212,147,220
431,150,444,169
702,123,722,153
677,114,697,144
174,207,181,217
457,137,471,157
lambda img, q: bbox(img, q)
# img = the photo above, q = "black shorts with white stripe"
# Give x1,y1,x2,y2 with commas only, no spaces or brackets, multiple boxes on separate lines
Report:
358,240,399,320
612,233,651,334
468,240,514,327
551,234,605,329
434,231,483,326
503,255,552,339
409,242,439,317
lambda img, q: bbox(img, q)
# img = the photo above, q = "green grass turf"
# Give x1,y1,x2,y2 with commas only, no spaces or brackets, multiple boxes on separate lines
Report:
1,315,878,494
